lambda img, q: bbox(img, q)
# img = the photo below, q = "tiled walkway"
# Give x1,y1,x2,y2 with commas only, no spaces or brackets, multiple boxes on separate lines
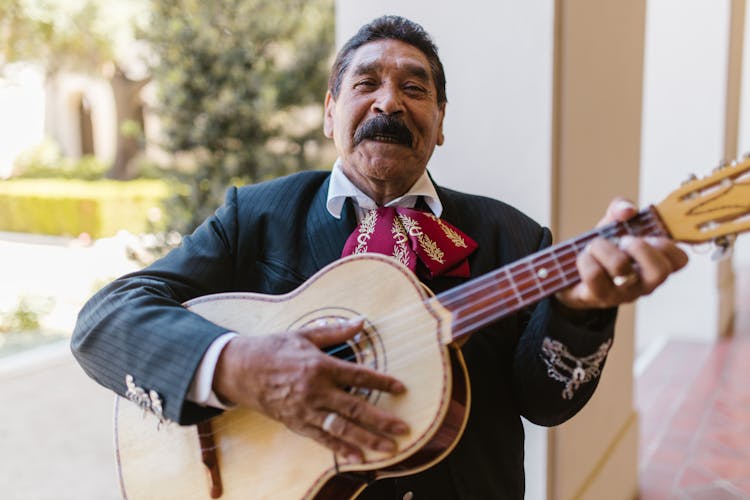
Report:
637,269,750,499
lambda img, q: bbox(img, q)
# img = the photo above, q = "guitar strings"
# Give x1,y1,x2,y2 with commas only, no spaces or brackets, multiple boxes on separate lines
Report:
325,212,661,362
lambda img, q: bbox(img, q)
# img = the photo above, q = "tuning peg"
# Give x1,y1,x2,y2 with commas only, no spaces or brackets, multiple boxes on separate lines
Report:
710,234,735,261
714,159,730,172
681,173,698,185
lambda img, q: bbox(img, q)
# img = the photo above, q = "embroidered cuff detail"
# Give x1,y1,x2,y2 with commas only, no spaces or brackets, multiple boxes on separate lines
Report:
126,374,167,425
540,337,612,399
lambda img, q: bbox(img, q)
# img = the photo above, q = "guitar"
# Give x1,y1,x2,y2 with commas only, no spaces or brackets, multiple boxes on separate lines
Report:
114,160,750,499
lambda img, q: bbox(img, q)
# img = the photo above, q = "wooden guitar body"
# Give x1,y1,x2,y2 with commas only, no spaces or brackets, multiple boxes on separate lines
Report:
115,254,471,499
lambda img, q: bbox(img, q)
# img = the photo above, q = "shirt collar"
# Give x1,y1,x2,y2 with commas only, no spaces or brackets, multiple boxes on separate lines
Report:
326,159,443,219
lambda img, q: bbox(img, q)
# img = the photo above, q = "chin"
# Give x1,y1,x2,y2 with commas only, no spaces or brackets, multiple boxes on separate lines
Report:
364,160,416,179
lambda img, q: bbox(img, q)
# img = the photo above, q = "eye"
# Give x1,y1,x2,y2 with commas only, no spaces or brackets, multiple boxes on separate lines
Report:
404,83,428,96
353,79,377,90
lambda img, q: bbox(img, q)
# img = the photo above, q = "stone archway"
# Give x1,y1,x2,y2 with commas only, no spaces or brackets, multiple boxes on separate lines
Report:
76,92,94,156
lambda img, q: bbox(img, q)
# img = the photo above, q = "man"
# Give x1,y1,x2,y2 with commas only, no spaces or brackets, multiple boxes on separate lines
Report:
72,15,687,499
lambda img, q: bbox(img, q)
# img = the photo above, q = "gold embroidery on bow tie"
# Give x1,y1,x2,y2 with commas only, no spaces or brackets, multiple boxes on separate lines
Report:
419,235,445,264
428,214,468,248
355,209,378,254
391,218,411,267
398,214,445,264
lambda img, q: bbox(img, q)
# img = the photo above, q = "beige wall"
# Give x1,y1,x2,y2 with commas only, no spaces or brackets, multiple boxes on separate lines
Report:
550,2,645,498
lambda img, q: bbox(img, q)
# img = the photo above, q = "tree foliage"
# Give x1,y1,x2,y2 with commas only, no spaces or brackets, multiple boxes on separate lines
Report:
141,0,336,234
0,0,108,74
0,0,150,179
0,0,146,75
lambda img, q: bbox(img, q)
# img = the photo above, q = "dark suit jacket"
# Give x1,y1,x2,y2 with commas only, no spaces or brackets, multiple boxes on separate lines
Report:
72,171,615,499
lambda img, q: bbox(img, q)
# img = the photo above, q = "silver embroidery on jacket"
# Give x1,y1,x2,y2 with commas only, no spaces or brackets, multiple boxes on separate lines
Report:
540,337,612,399
125,374,167,425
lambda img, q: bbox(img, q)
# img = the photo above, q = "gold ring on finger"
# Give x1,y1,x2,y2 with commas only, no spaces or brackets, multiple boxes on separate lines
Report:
612,272,638,288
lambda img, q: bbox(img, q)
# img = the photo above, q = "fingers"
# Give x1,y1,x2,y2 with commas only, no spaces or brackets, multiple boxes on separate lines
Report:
298,422,367,464
597,198,638,226
322,388,409,436
301,317,364,348
312,406,405,461
574,238,635,306
618,236,687,294
643,236,689,272
558,234,688,309
244,318,410,460
307,340,410,456
328,355,407,394
287,361,408,463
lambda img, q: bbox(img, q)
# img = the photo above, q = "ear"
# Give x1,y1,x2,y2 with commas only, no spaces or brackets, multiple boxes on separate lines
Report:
436,102,446,146
323,90,335,138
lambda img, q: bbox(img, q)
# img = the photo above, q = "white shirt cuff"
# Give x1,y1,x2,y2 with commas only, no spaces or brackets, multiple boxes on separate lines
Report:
187,332,238,410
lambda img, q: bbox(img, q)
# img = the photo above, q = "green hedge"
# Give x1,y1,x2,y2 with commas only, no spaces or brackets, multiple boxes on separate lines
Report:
0,179,172,238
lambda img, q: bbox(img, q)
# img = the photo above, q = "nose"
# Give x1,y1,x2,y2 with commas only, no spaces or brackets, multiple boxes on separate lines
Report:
372,83,404,116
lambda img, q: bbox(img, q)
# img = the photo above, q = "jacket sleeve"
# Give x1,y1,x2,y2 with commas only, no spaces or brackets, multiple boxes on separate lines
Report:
71,187,244,425
511,227,617,427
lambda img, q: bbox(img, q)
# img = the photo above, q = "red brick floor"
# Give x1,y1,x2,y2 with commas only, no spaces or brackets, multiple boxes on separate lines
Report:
636,269,750,499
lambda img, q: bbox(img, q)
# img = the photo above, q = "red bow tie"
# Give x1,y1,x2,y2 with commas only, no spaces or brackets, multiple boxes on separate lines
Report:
341,206,478,279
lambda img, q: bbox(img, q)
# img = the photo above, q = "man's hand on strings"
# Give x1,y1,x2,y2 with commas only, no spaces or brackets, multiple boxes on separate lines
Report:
211,317,409,464
555,197,689,310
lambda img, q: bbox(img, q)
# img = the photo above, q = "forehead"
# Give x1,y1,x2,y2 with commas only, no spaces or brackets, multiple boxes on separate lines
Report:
345,39,433,81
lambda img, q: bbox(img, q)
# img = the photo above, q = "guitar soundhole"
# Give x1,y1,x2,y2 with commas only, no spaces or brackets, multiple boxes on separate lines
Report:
290,309,384,403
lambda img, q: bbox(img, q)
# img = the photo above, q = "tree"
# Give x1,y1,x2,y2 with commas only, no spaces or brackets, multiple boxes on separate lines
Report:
0,0,149,179
140,0,335,234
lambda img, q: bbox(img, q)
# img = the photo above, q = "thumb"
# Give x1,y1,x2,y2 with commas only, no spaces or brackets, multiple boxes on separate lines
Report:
300,317,364,348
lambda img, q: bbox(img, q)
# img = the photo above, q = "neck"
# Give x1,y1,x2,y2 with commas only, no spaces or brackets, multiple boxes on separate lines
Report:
431,206,669,342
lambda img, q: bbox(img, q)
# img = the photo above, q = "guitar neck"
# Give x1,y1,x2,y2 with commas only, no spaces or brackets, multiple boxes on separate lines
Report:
432,206,669,342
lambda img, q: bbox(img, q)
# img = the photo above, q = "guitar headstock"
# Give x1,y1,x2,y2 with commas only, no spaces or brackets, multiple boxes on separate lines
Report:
654,157,750,243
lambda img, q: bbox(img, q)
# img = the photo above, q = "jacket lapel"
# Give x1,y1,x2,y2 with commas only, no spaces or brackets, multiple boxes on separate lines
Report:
305,175,357,271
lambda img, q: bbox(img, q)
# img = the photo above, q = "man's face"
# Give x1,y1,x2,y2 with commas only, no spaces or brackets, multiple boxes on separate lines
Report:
324,39,446,202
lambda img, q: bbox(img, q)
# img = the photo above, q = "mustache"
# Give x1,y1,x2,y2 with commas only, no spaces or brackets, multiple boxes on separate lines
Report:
353,115,413,147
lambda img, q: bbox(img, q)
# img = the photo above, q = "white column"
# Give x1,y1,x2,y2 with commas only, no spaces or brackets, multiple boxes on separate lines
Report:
638,0,734,350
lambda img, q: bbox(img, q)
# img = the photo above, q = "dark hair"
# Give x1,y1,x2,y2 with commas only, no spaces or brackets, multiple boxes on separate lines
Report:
328,15,447,104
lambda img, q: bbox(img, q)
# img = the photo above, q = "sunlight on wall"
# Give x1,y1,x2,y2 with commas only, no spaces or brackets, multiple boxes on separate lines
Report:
0,65,46,178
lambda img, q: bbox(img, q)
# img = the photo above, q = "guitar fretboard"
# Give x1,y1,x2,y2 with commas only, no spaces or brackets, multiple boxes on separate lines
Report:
432,207,669,341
